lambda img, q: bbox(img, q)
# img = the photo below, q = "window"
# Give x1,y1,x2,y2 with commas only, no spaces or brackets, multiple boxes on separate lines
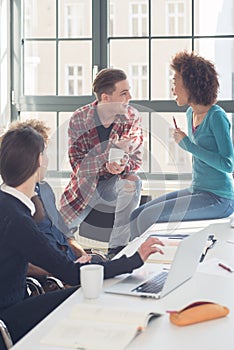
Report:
130,2,148,36
167,127,186,165
65,65,84,95
166,1,186,35
64,3,85,38
109,2,115,36
10,0,234,180
129,64,148,99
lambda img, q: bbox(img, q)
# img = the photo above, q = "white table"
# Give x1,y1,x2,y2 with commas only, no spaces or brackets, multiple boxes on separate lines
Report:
11,220,234,350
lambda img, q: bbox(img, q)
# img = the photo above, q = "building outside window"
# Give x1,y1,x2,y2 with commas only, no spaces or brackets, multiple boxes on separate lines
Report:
129,64,148,99
166,0,186,35
65,64,84,95
64,3,85,38
130,1,148,36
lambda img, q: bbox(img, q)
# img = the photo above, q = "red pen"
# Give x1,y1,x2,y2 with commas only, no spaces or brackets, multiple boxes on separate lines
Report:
173,116,178,129
218,262,234,273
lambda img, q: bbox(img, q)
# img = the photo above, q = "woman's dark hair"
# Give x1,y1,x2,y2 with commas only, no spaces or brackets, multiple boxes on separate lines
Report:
171,51,219,105
0,127,44,187
93,68,127,101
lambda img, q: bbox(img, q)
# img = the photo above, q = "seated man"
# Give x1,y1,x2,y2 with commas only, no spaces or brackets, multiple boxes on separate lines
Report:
60,68,143,259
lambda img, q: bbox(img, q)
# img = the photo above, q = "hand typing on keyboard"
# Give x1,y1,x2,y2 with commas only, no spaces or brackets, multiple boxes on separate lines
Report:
137,237,164,262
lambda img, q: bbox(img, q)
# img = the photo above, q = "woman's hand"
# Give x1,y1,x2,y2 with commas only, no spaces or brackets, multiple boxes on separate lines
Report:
173,128,187,144
138,237,164,262
75,255,92,264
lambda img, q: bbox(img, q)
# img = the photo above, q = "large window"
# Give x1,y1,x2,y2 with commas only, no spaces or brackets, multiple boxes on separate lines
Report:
10,0,234,180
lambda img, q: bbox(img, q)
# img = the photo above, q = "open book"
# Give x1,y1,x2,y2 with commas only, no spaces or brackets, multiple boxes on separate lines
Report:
41,303,162,350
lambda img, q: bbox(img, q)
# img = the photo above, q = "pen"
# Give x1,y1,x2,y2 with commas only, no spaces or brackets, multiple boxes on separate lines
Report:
218,262,234,273
149,234,188,239
173,116,178,129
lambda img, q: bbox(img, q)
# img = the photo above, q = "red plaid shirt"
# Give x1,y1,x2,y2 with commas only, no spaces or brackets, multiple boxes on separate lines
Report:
60,100,143,224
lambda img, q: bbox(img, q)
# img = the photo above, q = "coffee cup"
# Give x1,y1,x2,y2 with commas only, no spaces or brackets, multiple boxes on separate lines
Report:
108,148,129,165
80,264,104,299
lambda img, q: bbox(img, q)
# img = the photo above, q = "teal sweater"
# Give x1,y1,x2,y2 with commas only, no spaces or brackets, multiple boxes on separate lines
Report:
179,105,234,199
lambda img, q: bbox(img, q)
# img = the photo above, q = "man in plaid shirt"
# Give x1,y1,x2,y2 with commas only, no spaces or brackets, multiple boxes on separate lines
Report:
60,68,143,258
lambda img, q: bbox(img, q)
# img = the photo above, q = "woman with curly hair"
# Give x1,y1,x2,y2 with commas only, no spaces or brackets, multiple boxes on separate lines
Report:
130,51,234,237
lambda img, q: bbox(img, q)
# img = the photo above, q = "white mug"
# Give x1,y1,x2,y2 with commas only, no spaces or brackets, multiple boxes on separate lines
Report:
108,147,129,165
80,264,104,299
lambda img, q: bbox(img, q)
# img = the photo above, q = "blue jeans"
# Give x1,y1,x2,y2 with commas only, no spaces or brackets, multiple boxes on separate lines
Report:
130,188,234,239
69,175,142,248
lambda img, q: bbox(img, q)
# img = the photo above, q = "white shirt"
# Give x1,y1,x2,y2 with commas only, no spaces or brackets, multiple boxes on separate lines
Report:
1,183,36,216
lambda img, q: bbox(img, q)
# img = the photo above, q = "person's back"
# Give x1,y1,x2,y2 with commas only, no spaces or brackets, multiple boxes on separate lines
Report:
35,182,77,261
0,190,29,309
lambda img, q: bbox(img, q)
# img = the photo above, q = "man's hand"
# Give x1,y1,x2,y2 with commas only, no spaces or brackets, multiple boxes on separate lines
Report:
106,155,128,175
138,237,164,262
111,134,139,153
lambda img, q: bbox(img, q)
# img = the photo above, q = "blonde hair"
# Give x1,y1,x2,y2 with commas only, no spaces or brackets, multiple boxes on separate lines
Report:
8,119,50,144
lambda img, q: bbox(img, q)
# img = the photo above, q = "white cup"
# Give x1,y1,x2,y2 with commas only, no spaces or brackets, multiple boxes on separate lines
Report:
80,264,104,299
108,148,129,165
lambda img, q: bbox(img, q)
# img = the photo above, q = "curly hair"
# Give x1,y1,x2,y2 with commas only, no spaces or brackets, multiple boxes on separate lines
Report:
171,51,219,106
8,119,50,144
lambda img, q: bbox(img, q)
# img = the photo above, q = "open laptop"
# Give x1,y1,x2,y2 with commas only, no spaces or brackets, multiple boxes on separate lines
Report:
105,229,209,299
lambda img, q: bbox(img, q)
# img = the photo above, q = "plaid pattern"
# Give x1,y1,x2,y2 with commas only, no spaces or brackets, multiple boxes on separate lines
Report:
60,100,143,224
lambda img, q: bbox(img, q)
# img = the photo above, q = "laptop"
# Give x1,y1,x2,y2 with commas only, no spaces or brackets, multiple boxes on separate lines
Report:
105,229,209,299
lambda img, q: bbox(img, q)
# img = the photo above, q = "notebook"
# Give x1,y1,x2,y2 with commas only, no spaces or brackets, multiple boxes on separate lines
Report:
105,230,209,299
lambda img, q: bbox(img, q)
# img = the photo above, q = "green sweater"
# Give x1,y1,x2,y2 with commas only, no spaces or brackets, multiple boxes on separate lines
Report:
179,105,234,199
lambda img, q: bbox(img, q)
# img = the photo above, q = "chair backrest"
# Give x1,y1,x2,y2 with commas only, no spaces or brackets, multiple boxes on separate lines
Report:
26,277,45,296
79,195,152,242
0,320,13,349
79,204,115,242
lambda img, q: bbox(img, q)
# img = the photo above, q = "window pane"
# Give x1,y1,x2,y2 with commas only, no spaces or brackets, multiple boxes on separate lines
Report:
151,39,192,99
108,0,148,37
20,112,57,171
59,0,92,38
137,112,149,174
109,39,149,99
194,38,234,100
24,0,56,38
24,42,56,95
194,0,234,35
59,41,92,95
151,0,192,36
58,112,71,172
150,112,192,174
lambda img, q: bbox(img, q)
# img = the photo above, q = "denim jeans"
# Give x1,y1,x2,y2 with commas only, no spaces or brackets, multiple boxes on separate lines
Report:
68,175,142,248
130,188,234,240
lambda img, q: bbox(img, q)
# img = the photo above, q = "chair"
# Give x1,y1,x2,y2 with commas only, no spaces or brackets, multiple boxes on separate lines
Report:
78,195,152,247
26,276,64,296
0,277,65,350
0,320,13,349
26,277,45,296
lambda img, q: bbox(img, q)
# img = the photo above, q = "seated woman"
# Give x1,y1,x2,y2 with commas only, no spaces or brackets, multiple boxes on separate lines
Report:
0,126,164,348
8,119,87,266
130,51,234,238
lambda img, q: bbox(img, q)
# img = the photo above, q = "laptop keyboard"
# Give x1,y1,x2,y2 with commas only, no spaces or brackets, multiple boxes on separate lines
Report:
132,271,168,294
